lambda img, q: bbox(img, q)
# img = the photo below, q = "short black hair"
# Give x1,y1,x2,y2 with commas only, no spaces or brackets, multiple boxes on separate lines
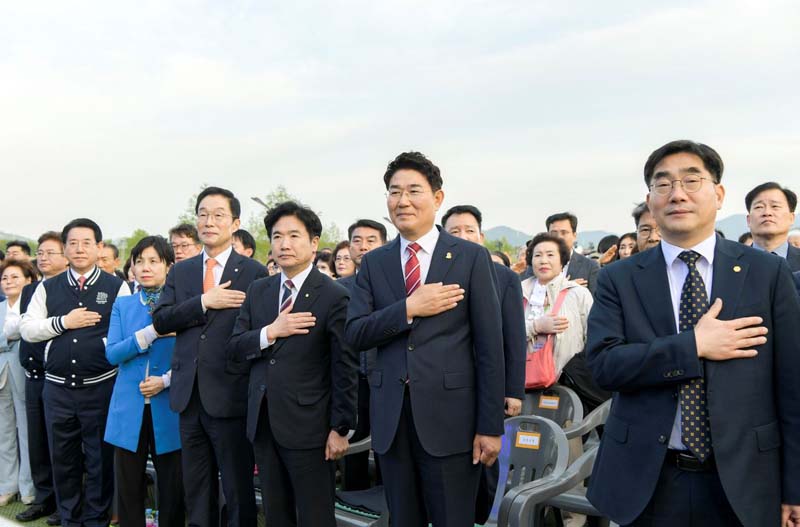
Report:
643,140,724,186
383,151,443,191
598,235,620,254
545,212,578,233
130,235,175,266
491,250,511,267
0,249,4,260
37,231,63,247
6,240,32,256
632,202,650,228
103,242,120,259
314,252,332,266
347,219,388,242
233,229,257,257
442,205,483,230
195,186,241,219
264,201,322,239
528,232,571,268
168,223,200,243
744,182,797,213
61,218,102,244
738,232,753,244
123,256,133,278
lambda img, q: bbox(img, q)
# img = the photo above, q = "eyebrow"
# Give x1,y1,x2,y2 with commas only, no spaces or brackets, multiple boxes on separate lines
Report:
653,166,703,178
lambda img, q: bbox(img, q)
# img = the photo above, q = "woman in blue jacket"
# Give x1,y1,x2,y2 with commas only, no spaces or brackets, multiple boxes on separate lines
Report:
105,236,184,527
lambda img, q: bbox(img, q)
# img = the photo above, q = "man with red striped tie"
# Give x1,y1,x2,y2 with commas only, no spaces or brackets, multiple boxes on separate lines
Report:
345,152,505,527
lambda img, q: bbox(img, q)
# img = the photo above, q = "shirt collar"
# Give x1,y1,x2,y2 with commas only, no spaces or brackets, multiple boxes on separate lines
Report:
660,233,717,268
400,226,440,257
752,240,789,258
281,263,314,292
203,245,233,269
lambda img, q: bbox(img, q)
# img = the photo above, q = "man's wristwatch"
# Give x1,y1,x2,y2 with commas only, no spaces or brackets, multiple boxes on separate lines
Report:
334,425,349,437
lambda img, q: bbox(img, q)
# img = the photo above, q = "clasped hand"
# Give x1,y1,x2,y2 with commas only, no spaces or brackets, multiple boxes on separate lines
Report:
202,281,246,310
266,306,316,341
695,299,767,361
405,282,465,319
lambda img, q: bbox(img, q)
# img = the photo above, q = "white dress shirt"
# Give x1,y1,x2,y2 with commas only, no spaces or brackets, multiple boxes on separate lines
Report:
260,263,315,349
200,245,233,313
660,233,716,450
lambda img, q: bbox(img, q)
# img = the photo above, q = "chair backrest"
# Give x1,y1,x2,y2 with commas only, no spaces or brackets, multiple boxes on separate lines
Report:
489,415,569,521
522,384,584,427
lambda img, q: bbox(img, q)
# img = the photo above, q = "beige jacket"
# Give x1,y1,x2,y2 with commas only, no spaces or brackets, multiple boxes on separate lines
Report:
522,274,593,377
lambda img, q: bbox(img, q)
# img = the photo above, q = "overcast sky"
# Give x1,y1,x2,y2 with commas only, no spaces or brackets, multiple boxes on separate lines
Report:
1,0,798,241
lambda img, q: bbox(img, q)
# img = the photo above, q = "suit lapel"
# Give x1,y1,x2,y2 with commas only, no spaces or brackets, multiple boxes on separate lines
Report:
710,238,748,321
189,255,204,297
632,245,677,336
203,251,245,327
378,237,406,301
425,230,458,285
271,268,324,354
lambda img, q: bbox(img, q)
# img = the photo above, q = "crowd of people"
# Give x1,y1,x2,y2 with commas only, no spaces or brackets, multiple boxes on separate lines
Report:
0,141,799,527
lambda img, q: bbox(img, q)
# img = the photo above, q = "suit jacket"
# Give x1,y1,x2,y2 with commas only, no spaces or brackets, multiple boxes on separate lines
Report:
494,263,526,400
793,270,800,296
338,274,377,374
565,250,600,293
105,293,180,454
18,281,46,375
787,243,800,272
345,229,505,457
228,268,358,448
585,237,800,526
152,251,267,418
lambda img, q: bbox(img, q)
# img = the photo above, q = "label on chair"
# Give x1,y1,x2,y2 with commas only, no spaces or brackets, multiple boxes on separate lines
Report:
515,431,541,449
539,395,560,410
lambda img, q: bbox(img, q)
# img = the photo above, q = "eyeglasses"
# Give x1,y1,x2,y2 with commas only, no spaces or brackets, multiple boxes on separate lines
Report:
637,226,660,237
171,243,196,251
196,212,233,223
385,188,427,202
335,255,352,262
649,176,715,196
36,251,63,258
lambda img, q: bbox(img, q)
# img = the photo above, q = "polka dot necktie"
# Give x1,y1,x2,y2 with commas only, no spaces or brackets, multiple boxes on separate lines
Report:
677,250,712,461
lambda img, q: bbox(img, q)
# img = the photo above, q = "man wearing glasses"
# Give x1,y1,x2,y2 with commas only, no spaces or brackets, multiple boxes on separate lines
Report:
586,140,800,526
15,232,68,524
169,223,203,263
632,202,662,254
154,187,266,527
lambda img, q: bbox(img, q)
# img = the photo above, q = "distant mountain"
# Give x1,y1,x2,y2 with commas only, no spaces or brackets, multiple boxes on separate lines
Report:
484,226,531,247
577,230,615,250
0,232,33,242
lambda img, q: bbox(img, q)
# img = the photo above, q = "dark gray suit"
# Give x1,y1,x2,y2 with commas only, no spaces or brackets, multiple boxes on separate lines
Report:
787,244,800,272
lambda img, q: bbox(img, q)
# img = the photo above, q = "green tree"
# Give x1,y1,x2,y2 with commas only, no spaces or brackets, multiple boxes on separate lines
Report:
117,229,150,263
485,236,518,258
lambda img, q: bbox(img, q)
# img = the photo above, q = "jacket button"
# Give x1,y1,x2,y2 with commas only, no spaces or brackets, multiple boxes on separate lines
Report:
194,358,198,364
658,435,667,444
71,359,76,364
71,374,76,378
408,344,415,351
71,382,76,386
260,385,266,391
200,335,206,340
269,359,276,365
78,302,83,306
73,338,78,343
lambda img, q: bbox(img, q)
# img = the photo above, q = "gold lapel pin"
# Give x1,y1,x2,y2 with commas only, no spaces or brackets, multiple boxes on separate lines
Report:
733,265,741,273
445,252,452,259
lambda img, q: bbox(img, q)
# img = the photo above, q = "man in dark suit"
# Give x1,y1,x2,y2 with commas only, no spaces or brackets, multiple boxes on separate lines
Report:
228,201,358,526
586,140,800,526
345,152,505,527
153,187,266,527
338,218,388,490
745,181,800,271
794,271,800,296
15,232,67,525
441,204,526,524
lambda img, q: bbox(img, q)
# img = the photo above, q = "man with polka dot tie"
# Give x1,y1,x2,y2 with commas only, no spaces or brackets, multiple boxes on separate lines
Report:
585,140,800,527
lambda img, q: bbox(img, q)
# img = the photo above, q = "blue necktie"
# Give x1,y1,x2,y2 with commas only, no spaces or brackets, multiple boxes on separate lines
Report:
678,250,712,461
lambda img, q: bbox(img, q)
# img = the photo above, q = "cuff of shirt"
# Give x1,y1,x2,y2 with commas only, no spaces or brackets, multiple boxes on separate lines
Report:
200,294,208,313
135,324,159,352
161,370,171,388
260,326,276,350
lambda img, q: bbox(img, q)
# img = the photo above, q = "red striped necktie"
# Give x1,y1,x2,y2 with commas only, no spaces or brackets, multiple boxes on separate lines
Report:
280,279,295,312
405,243,422,296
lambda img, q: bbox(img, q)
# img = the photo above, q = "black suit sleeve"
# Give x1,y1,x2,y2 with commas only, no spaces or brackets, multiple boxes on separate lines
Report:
773,260,800,503
227,282,264,363
470,249,505,437
345,255,412,350
152,266,206,334
328,290,359,431
500,272,526,399
586,267,703,392
587,260,600,294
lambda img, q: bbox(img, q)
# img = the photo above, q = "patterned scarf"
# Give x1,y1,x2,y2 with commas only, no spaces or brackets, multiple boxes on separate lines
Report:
141,286,163,314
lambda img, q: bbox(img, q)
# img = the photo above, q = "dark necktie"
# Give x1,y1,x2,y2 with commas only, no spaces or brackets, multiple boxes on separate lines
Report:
280,279,294,312
677,250,712,461
405,243,422,296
